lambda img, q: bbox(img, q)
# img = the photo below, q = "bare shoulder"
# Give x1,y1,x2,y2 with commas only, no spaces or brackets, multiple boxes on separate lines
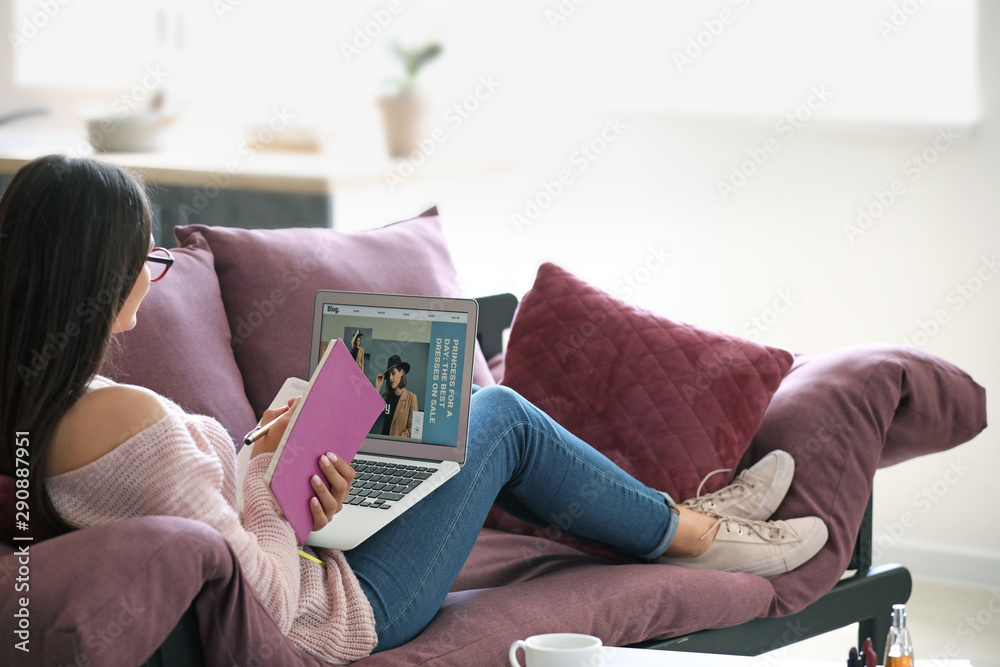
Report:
47,384,169,476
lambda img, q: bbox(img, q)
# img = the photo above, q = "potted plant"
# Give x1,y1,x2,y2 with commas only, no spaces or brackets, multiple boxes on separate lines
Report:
378,41,442,158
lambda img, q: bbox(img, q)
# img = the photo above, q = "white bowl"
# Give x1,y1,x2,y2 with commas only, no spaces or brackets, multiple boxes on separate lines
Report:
87,112,166,153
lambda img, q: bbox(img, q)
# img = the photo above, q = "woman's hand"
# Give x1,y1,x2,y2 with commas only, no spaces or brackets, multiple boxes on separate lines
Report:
250,398,298,459
248,397,355,530
374,374,384,393
310,452,356,531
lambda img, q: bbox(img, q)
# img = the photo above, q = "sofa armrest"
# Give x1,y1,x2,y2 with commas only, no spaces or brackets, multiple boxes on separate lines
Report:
0,516,324,667
1,516,221,666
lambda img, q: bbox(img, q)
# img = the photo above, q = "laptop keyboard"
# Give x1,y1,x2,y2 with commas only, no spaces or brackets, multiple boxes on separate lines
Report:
345,459,437,510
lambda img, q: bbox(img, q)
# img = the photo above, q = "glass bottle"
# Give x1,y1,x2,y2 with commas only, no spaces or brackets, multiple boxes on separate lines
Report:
884,603,914,667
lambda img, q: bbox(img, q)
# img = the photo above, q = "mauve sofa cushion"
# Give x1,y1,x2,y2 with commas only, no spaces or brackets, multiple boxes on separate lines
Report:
352,528,775,666
745,344,987,616
175,210,495,418
492,263,793,557
99,233,257,444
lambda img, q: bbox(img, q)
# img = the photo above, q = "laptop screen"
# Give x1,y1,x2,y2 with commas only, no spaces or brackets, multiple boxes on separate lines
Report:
310,291,478,464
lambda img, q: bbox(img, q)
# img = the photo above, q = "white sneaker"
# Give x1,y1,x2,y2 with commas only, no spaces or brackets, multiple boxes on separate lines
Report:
682,450,795,521
657,515,828,578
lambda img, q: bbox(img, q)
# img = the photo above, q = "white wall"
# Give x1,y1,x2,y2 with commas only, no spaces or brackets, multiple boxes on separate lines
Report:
334,3,1000,586
326,3,1000,587
2,1,997,585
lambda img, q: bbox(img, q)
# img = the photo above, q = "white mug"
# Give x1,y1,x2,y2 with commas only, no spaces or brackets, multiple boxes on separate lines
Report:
509,633,603,667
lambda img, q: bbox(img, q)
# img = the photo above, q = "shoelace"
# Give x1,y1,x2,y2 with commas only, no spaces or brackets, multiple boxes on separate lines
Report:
693,468,734,498
683,467,757,511
696,511,790,543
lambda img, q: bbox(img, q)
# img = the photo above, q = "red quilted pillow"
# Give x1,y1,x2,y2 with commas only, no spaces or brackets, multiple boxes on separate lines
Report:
491,263,793,552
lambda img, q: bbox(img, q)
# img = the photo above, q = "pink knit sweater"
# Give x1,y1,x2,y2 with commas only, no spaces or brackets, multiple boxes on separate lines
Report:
46,388,378,665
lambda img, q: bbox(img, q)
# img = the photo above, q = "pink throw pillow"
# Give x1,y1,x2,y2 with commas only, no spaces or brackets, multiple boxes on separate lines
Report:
492,263,793,548
176,209,494,417
100,234,257,444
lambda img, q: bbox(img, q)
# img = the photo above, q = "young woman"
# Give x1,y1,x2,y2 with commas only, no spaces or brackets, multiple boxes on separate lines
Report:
374,354,417,438
0,155,827,665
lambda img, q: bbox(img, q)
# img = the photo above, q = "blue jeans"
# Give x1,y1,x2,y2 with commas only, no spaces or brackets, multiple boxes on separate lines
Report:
342,385,679,652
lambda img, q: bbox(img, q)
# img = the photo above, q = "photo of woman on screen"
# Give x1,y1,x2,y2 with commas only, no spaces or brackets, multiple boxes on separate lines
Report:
350,329,365,373
375,354,417,438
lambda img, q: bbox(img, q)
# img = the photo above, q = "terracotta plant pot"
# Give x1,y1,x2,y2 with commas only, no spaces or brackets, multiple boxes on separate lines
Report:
377,90,425,159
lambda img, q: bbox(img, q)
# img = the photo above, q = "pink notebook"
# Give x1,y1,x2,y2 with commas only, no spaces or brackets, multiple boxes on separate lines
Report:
264,338,386,545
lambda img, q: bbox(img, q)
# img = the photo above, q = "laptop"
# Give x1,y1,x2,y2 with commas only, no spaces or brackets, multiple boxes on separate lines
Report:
291,290,479,550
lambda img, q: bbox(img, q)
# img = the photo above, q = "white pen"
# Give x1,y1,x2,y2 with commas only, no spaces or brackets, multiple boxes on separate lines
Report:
243,406,290,446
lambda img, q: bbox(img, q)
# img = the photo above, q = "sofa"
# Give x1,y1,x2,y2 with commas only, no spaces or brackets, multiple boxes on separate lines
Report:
0,208,988,666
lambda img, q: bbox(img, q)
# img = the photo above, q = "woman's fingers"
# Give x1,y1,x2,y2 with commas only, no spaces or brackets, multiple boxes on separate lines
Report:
250,407,294,458
262,397,298,422
321,453,355,500
259,396,299,434
260,404,289,425
310,453,356,531
310,474,337,531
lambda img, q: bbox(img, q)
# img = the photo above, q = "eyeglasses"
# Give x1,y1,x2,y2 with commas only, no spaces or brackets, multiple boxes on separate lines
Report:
146,247,175,282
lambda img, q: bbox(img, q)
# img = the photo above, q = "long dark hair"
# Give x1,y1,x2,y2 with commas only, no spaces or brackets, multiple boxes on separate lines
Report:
0,155,153,538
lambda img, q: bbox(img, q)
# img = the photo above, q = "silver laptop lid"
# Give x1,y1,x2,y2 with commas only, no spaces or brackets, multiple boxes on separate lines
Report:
310,291,478,465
